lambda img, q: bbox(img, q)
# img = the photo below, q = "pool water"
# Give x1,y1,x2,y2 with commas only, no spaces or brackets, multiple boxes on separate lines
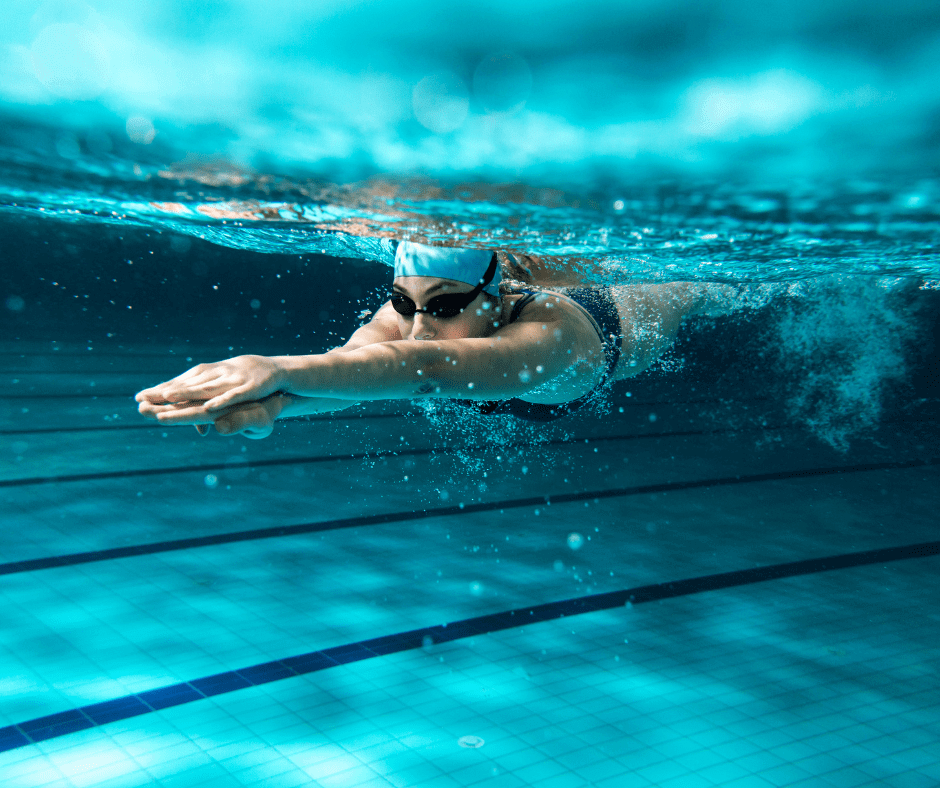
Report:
2,216,938,786
2,1,940,785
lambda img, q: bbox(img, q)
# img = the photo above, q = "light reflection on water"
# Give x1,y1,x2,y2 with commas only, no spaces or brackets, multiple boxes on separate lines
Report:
0,1,938,284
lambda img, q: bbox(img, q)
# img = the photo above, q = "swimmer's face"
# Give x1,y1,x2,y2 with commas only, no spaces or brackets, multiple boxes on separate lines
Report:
392,277,499,341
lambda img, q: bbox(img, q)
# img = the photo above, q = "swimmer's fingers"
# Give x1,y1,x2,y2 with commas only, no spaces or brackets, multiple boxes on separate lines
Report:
152,403,219,426
138,398,209,420
135,366,205,403
202,385,261,412
213,402,275,440
136,363,231,403
155,376,236,404
137,399,186,420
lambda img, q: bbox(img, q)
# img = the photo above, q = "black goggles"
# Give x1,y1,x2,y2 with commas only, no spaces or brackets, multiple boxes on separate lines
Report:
390,252,498,319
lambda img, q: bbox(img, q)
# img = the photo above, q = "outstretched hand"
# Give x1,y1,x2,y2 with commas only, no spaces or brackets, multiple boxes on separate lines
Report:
135,355,285,412
137,395,284,439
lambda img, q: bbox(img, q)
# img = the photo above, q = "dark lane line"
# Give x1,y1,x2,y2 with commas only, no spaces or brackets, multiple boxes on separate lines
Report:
1,412,933,440
0,393,136,399
3,415,936,487
2,370,206,375
0,413,409,436
0,351,221,358
2,539,937,754
3,456,937,576
0,424,778,488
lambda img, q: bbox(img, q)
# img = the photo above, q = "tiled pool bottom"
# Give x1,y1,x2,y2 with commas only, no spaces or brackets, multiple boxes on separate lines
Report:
3,562,939,788
1,342,939,787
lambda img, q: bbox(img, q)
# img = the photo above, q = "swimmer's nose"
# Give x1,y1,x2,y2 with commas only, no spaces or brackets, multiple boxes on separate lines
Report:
410,313,436,340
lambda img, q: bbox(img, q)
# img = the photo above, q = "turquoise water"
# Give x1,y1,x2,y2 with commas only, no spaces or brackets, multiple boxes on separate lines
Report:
2,2,940,787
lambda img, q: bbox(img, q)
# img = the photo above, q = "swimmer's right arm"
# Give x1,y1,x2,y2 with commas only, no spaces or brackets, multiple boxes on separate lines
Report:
137,305,401,436
217,304,402,432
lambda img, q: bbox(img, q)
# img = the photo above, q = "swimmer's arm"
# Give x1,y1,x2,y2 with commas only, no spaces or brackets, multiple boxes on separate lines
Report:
211,393,353,438
137,391,355,427
135,301,399,409
276,310,603,402
138,300,600,411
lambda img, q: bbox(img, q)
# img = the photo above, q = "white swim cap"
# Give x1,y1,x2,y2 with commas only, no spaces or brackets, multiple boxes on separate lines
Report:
394,241,500,296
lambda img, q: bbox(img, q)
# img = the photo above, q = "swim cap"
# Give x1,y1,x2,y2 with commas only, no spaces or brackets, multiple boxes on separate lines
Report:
394,241,500,296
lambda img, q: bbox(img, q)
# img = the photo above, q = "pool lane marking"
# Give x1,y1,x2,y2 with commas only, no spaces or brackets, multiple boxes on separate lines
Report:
2,456,937,577
0,413,407,436
2,412,932,441
0,396,759,441
0,410,856,487
1,539,937,754
0,425,754,487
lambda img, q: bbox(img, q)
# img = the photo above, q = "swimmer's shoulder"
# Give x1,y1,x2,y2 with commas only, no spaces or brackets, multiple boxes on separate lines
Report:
500,289,597,332
332,300,402,352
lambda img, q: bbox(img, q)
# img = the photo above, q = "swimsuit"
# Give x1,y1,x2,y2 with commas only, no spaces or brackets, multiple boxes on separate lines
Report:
461,287,623,422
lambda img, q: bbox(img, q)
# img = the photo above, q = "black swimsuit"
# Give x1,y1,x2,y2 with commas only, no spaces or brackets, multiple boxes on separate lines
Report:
460,287,623,422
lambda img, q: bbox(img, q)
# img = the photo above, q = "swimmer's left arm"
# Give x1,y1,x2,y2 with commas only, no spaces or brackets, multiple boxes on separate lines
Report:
274,311,603,403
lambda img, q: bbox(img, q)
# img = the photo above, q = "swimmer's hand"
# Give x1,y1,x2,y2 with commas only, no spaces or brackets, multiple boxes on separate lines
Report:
135,355,286,411
137,395,285,440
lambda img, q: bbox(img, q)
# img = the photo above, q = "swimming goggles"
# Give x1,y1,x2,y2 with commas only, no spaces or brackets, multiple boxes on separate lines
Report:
390,252,498,319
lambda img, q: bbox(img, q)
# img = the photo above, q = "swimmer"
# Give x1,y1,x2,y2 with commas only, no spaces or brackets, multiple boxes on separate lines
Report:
135,241,719,437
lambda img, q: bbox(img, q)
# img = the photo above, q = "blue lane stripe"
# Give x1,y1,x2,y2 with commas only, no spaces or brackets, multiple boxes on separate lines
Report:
2,455,937,576
2,539,937,755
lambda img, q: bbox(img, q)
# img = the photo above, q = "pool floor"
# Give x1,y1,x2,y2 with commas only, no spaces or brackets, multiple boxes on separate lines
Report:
1,340,938,787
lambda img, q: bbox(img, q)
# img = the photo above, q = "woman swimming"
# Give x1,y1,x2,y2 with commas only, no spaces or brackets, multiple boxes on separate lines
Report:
135,241,713,437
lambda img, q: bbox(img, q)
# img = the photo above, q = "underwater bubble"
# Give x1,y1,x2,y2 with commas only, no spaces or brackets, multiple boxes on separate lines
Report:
5,296,25,313
126,116,156,145
170,235,191,255
440,490,450,501
249,299,261,310
567,532,584,550
458,735,485,749
648,413,657,422
469,581,483,596
613,200,626,212
413,71,469,134
204,474,218,488
518,370,531,382
55,133,81,159
553,559,565,572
